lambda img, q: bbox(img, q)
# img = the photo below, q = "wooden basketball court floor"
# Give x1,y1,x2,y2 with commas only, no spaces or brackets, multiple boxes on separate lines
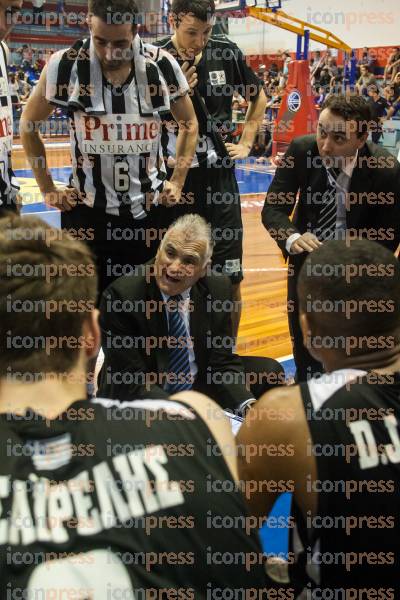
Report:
13,142,293,370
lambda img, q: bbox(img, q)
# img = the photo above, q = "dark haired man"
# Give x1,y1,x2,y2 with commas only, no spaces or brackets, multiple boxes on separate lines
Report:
357,46,376,74
262,94,400,380
366,84,389,144
356,64,377,96
0,214,267,595
0,0,23,217
155,0,267,336
238,238,400,596
20,0,198,299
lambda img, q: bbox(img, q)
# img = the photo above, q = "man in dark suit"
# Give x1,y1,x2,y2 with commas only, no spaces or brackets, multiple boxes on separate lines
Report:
262,94,400,381
98,214,284,410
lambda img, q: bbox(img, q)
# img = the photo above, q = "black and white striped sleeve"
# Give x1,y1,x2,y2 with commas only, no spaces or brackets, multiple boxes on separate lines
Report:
156,49,190,103
45,48,75,106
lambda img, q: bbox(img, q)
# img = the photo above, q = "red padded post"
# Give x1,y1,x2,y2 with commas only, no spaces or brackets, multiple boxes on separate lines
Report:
272,60,318,157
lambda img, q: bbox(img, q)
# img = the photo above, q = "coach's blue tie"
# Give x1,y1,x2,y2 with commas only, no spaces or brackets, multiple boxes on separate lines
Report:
315,166,342,241
165,295,192,393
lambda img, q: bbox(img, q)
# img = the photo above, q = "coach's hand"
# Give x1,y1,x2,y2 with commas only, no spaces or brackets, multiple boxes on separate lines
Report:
181,62,198,93
159,180,182,207
225,142,252,160
290,232,323,254
43,186,78,211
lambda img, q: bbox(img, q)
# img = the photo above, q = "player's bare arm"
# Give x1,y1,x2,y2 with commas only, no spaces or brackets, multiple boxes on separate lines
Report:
237,385,317,520
20,66,78,212
160,93,198,206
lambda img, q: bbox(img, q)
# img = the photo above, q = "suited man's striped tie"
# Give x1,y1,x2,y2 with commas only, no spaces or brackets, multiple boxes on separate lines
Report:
314,166,342,241
165,294,192,394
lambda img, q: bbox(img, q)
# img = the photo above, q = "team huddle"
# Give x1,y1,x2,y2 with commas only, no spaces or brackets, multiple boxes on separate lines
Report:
0,0,400,596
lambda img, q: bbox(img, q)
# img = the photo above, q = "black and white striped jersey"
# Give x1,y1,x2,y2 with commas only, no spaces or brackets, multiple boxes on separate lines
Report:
155,36,262,168
0,42,19,209
46,36,189,217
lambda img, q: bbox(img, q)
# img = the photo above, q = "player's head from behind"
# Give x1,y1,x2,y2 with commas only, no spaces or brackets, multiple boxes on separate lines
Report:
0,215,99,383
0,0,22,39
155,214,214,297
169,0,215,60
87,0,139,70
297,240,400,371
317,94,371,168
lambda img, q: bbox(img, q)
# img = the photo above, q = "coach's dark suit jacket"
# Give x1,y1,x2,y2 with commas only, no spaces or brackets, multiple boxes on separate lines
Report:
97,262,253,409
262,135,400,378
262,135,400,257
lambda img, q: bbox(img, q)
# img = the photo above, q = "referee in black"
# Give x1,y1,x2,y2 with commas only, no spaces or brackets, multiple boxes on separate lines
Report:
155,0,267,336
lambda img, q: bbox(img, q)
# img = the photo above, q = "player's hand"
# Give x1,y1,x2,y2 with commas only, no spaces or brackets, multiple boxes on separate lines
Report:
225,142,251,160
166,156,177,168
290,232,323,254
181,61,198,93
159,180,182,207
43,186,78,212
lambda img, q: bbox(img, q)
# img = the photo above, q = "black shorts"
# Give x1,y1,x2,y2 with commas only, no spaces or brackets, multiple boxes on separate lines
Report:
162,160,243,284
61,202,160,302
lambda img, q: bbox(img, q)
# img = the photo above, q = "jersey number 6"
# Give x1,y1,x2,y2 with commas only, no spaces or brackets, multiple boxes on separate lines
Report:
114,160,130,193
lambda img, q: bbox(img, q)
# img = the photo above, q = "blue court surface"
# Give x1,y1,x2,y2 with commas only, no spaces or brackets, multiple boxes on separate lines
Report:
19,166,70,228
260,493,292,556
235,159,275,195
18,159,293,557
